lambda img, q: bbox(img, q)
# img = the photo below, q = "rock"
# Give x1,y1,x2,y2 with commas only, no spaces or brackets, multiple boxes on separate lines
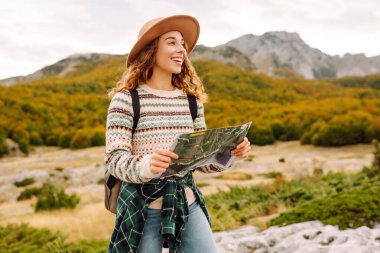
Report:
236,238,268,253
213,221,380,253
161,221,380,252
4,138,23,157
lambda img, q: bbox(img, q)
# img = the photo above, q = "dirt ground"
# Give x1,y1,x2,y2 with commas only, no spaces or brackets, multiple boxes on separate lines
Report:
0,140,374,242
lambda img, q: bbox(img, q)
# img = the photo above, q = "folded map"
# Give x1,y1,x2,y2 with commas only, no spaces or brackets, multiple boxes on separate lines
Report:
161,121,252,176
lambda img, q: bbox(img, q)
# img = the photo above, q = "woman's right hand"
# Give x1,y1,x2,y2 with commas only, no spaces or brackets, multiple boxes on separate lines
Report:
150,148,179,174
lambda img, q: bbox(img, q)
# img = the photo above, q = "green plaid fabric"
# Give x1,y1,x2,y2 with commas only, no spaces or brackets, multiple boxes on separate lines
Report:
107,172,211,253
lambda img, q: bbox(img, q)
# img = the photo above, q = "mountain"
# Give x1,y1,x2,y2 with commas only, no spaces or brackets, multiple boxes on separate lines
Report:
0,53,115,86
1,31,380,85
195,31,380,79
190,45,256,71
333,53,380,78
222,32,336,79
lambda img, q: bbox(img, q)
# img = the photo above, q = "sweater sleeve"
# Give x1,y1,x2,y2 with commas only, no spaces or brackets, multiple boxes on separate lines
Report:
104,91,160,183
193,100,237,173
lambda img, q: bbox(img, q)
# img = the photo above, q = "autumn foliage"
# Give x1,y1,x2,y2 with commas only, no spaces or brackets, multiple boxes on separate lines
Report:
0,57,380,156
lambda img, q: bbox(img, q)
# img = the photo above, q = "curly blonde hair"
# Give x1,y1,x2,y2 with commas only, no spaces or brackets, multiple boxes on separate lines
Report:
107,34,209,103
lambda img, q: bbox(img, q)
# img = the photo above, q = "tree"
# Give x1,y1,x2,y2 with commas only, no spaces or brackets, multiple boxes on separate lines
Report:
90,128,105,146
70,129,91,149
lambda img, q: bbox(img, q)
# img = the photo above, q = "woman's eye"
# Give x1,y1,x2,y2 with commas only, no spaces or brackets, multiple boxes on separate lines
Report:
169,41,185,48
169,41,185,47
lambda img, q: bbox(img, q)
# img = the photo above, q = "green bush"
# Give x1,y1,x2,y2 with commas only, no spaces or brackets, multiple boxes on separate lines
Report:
60,239,108,253
249,124,275,145
317,172,354,194
58,131,74,148
301,120,327,145
55,167,64,172
371,139,380,170
17,187,42,201
46,134,59,146
30,131,43,145
70,130,91,149
311,111,375,146
271,121,286,139
11,127,30,154
11,127,30,143
269,186,380,229
14,177,36,187
18,138,30,154
0,136,9,157
90,129,105,146
280,118,303,141
0,223,108,253
35,182,80,212
205,166,380,231
0,223,62,253
277,180,314,207
206,185,277,231
204,141,380,231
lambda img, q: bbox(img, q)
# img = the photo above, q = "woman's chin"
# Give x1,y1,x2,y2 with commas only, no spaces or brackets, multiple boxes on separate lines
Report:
171,68,182,74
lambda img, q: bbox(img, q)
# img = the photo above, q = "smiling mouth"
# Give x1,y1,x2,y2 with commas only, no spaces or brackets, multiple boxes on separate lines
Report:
171,57,183,64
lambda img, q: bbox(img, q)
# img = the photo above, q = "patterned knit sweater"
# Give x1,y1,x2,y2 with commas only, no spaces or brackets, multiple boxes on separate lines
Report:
104,83,236,206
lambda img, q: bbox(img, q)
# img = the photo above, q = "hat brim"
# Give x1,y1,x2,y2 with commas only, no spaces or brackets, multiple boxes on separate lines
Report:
126,15,200,67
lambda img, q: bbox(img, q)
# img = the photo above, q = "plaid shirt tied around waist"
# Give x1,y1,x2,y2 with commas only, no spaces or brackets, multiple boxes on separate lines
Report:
107,172,211,253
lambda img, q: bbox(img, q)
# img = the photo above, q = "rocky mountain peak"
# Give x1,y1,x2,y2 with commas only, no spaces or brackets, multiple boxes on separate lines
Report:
0,53,113,86
1,31,380,85
262,31,302,42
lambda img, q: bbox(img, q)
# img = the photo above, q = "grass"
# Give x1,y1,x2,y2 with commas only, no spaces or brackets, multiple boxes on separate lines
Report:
6,165,379,251
269,184,380,229
2,140,378,250
2,201,116,243
0,223,109,253
205,162,380,231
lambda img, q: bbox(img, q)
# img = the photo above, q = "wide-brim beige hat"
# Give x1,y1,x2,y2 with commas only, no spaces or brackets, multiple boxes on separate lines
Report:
126,14,200,68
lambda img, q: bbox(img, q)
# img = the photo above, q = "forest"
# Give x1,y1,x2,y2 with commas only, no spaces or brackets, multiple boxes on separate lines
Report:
1,55,380,156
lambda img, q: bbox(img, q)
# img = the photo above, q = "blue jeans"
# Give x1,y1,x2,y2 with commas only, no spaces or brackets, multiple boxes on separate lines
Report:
137,200,218,253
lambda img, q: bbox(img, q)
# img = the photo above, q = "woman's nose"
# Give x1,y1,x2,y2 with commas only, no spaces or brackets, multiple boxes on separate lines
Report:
177,44,186,52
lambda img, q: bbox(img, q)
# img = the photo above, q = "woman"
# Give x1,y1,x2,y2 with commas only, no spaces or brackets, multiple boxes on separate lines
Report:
105,14,251,253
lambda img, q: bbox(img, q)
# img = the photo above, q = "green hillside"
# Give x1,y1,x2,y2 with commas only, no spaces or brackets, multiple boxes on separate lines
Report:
1,55,380,156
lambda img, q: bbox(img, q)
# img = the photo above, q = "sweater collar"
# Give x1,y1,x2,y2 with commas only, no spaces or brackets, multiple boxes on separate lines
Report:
139,83,183,97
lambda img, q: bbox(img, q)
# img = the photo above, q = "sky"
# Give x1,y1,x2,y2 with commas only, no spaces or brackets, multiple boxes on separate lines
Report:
1,0,380,79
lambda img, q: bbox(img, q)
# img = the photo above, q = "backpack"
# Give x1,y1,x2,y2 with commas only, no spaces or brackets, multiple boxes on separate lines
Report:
104,88,198,214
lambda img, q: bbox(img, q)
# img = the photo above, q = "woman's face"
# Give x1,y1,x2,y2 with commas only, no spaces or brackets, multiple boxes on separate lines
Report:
155,31,186,75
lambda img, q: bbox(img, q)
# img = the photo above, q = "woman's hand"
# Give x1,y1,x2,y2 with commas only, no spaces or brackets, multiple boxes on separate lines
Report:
230,137,251,158
150,148,179,174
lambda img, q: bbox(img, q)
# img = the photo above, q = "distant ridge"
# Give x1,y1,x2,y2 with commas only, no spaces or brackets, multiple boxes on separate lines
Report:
2,31,380,85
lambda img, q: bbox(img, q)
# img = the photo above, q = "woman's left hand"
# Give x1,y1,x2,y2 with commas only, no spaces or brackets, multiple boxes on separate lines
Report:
230,137,251,158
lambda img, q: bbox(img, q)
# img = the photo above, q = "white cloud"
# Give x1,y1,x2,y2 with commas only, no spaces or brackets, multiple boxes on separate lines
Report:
0,0,379,79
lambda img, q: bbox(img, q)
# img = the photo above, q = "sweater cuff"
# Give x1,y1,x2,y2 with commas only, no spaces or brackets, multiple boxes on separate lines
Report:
139,154,162,180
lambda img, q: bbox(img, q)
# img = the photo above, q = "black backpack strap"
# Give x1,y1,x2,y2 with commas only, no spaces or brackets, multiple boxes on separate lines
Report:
187,94,197,121
130,88,140,134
